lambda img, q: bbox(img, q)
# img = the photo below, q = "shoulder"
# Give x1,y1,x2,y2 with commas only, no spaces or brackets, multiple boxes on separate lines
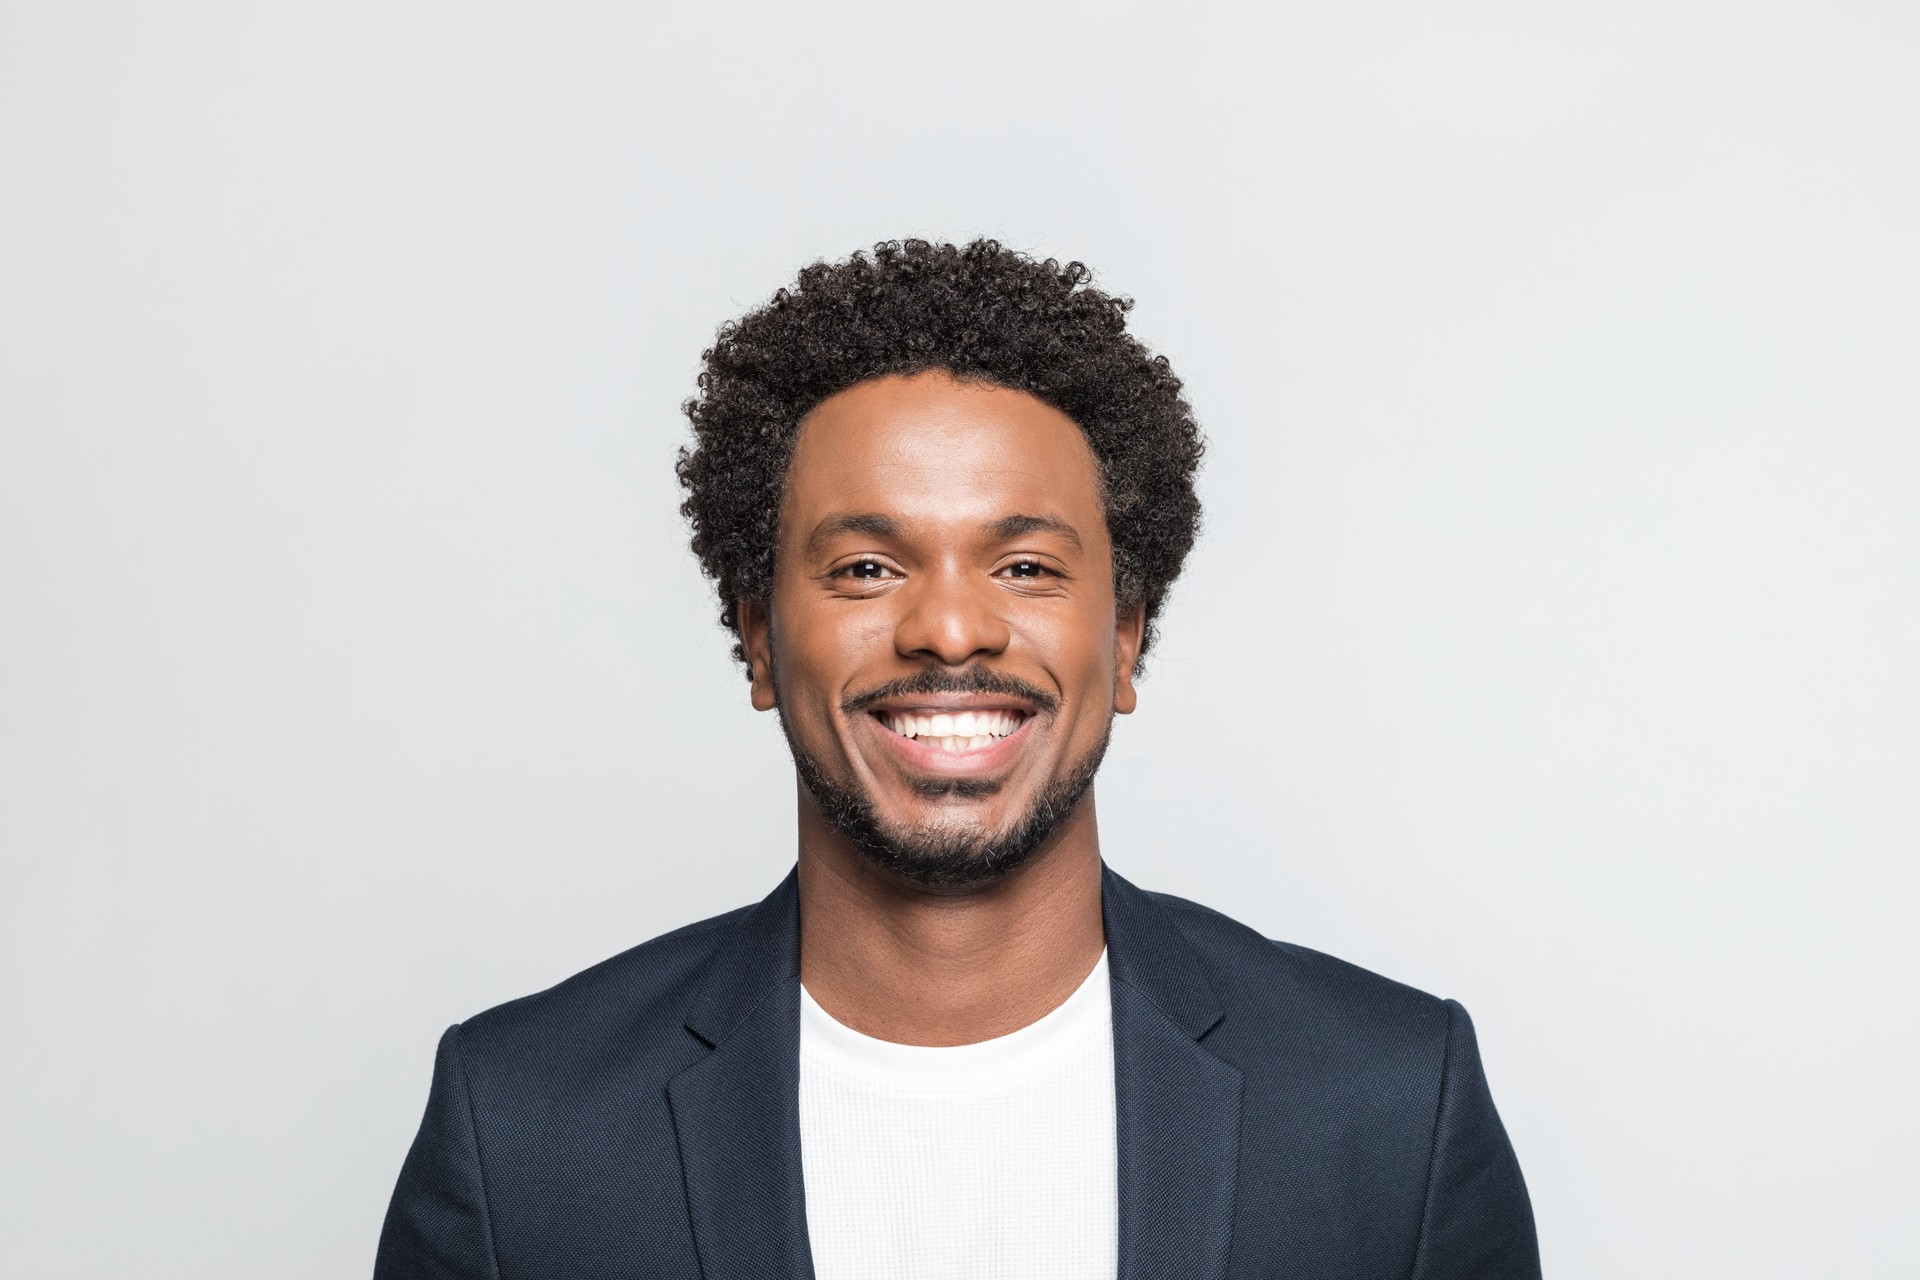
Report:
451,902,754,1085
1144,887,1453,1059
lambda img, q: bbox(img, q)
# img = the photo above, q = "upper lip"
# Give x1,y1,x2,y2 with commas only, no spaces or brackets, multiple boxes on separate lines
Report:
860,691,1040,717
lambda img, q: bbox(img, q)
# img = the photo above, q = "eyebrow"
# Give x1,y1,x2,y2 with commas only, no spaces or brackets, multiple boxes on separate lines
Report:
989,513,1083,550
805,513,901,557
804,510,1085,557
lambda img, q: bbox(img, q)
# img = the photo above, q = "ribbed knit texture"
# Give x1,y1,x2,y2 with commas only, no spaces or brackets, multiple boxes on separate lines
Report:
798,949,1118,1280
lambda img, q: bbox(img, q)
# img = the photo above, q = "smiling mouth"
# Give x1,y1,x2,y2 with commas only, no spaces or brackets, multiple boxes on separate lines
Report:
875,709,1029,754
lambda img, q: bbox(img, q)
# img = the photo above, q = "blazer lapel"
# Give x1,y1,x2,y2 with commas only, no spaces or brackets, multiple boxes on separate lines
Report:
666,863,1244,1280
1104,864,1246,1280
667,869,816,1280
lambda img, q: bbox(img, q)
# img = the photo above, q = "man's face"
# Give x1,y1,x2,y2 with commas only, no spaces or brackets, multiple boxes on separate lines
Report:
741,370,1143,892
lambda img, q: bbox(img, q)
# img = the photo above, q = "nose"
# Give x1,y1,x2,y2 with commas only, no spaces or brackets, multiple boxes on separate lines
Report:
893,566,1012,666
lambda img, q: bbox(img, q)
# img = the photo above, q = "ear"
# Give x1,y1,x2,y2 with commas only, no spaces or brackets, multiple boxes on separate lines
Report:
1114,605,1145,715
739,597,778,712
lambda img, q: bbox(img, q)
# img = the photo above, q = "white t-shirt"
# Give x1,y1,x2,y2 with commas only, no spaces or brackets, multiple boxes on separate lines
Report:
798,949,1119,1280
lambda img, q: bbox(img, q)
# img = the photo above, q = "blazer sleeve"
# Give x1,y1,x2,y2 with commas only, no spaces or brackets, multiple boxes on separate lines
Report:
1409,999,1541,1280
374,1025,502,1280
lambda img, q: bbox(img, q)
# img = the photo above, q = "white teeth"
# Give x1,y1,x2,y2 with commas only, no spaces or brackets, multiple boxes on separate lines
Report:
879,709,1026,750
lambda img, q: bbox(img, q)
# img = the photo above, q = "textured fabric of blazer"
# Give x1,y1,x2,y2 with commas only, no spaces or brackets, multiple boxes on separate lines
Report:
375,863,1540,1279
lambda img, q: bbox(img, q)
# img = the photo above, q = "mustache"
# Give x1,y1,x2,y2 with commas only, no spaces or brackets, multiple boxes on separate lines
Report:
841,666,1060,717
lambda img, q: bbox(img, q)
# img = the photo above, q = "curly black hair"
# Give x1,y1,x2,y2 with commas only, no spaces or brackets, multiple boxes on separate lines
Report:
676,238,1203,677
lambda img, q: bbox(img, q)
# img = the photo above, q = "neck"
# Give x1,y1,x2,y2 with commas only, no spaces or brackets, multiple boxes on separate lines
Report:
795,790,1107,1047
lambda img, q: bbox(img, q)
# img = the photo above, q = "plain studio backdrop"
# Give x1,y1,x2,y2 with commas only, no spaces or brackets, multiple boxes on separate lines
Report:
3,2,1916,1276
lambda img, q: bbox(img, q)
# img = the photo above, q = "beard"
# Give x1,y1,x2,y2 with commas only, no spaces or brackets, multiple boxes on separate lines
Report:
774,668,1113,893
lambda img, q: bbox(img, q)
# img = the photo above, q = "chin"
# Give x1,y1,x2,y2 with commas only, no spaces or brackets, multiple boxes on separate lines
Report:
849,829,1044,894
806,760,1106,897
784,703,1114,894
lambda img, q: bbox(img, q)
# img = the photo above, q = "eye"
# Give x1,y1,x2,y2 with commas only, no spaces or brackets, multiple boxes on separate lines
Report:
833,559,896,580
1000,559,1052,579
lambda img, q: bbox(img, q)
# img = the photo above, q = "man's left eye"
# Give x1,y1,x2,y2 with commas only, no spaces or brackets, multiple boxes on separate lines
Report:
1003,561,1048,579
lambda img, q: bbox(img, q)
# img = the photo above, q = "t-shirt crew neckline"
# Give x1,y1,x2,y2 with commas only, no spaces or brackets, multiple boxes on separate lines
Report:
798,948,1111,1095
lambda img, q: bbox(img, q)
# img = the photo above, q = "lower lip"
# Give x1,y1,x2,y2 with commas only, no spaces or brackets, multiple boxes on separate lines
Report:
866,713,1037,776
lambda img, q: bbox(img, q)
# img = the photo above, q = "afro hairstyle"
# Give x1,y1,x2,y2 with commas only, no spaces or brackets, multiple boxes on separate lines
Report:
676,238,1203,676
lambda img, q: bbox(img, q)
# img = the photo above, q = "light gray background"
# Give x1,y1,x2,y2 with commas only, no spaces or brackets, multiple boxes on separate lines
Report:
3,2,1915,1276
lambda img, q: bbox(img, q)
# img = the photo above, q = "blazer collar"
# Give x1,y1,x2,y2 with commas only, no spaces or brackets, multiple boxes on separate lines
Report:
1100,864,1244,1279
681,866,802,1049
667,862,1243,1280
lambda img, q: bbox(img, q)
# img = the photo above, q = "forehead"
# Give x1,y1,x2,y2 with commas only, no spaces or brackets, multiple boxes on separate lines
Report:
782,371,1104,529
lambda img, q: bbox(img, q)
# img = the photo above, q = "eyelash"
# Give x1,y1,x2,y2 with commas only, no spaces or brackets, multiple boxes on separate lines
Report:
834,559,897,581
829,559,1057,581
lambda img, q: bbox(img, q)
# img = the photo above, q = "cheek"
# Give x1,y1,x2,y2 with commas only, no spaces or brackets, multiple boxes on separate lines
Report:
772,594,894,705
1014,604,1118,694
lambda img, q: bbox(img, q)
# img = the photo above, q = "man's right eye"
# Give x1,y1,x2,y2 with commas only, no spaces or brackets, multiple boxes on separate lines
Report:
837,560,892,580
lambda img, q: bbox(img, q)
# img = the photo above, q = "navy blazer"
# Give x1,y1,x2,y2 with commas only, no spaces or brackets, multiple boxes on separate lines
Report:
376,864,1539,1278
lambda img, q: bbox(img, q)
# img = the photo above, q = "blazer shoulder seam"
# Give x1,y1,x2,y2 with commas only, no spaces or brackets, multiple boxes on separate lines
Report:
449,1022,506,1280
1406,996,1460,1280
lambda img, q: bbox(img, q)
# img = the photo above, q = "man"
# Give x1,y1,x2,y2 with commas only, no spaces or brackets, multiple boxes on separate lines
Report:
375,239,1540,1279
